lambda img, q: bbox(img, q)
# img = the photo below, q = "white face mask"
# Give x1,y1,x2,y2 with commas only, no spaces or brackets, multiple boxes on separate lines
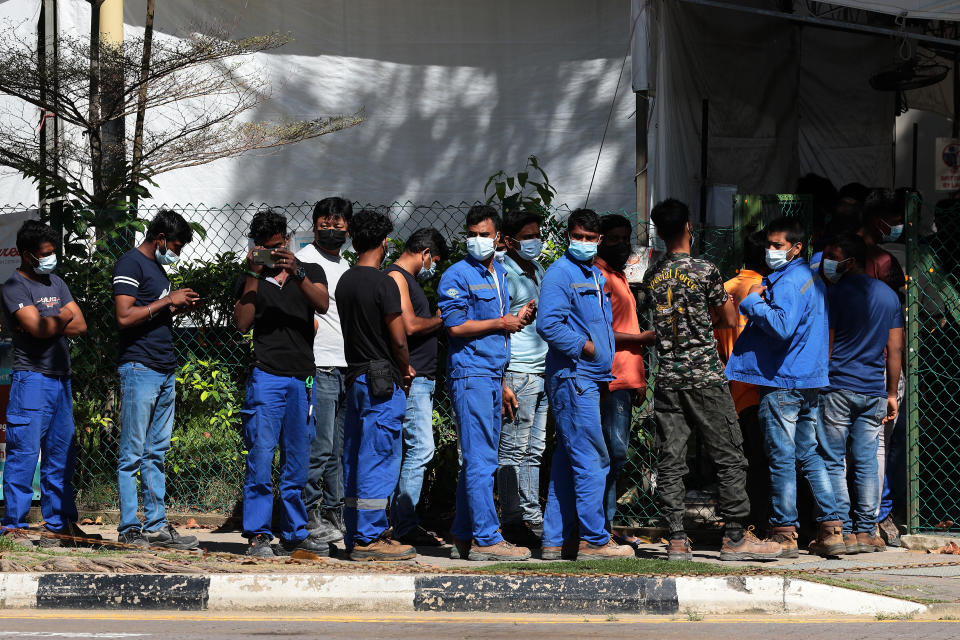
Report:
765,245,797,271
32,253,57,275
155,239,180,266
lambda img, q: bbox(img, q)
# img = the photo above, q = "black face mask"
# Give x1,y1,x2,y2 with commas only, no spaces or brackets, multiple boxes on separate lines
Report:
597,241,632,271
315,229,347,250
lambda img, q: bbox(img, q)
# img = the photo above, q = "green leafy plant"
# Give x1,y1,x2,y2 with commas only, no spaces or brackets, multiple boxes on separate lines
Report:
484,155,557,215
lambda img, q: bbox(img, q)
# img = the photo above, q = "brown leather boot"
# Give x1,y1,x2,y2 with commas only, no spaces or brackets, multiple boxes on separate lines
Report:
468,539,531,561
856,528,886,553
541,537,579,560
577,538,636,558
808,520,845,557
719,527,781,561
843,532,859,555
348,537,417,561
769,526,799,559
667,535,693,561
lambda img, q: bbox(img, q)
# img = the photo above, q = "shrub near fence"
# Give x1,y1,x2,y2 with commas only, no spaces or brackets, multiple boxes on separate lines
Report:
2,201,734,530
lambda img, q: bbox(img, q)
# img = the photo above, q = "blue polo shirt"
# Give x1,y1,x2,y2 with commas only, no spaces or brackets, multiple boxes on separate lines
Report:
438,255,510,379
828,273,903,397
502,255,547,375
537,252,615,382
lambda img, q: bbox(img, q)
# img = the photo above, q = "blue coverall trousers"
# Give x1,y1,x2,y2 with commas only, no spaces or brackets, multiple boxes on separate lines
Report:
1,371,77,533
342,374,406,548
542,376,611,548
240,368,313,543
449,376,504,546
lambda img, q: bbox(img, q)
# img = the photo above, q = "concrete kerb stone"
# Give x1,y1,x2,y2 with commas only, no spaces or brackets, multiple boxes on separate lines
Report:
0,572,930,616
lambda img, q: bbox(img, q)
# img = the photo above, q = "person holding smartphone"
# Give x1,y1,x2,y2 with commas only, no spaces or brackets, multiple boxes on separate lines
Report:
113,210,201,550
235,209,330,558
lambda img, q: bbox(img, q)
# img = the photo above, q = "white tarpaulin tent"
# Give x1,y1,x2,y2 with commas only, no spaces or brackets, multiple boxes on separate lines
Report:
633,0,959,216
0,0,638,215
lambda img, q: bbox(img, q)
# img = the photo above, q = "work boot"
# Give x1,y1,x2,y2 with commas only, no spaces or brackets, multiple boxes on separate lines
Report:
769,526,799,559
501,522,543,549
246,533,275,558
856,528,886,553
117,528,150,549
540,537,579,560
396,526,445,547
146,524,200,550
348,536,416,562
666,534,693,561
808,520,846,557
275,535,331,557
449,535,471,559
719,526,781,561
307,508,344,544
843,532,860,555
467,539,531,561
577,538,636,558
878,515,901,547
321,507,346,536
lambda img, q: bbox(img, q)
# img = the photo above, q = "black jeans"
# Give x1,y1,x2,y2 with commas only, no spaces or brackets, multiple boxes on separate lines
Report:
738,404,771,530
654,385,750,534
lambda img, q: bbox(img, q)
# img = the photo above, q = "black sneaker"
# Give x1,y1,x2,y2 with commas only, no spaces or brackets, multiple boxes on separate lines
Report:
247,533,275,557
275,535,330,557
502,522,542,549
118,528,150,549
308,508,344,544
145,525,200,550
395,526,445,547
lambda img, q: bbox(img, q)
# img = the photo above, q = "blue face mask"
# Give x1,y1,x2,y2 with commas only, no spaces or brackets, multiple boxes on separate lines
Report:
518,238,543,261
417,255,436,281
155,240,180,266
881,223,903,243
765,245,799,271
32,253,57,275
568,239,599,262
466,236,495,261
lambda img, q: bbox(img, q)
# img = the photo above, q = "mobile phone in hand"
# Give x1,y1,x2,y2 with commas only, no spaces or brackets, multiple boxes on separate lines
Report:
251,248,277,268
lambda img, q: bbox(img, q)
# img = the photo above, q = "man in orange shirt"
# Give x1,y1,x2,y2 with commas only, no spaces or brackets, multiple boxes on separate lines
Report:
595,215,655,537
714,230,770,529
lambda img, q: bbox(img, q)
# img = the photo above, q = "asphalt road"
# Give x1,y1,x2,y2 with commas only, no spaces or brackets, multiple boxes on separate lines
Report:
0,611,956,640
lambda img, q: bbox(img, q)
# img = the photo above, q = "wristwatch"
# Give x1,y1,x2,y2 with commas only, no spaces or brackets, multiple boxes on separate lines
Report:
293,262,306,281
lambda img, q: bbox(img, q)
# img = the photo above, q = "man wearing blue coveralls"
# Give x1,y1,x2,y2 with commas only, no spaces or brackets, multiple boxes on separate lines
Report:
0,221,88,548
438,205,535,561
235,209,331,558
337,209,417,561
537,209,635,560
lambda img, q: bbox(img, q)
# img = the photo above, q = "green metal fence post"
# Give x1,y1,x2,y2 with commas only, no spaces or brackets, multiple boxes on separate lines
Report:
905,195,920,534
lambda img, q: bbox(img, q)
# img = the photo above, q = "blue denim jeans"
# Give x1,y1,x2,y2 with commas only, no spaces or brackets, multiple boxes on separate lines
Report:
599,388,632,528
303,367,346,512
116,362,176,534
758,387,840,528
496,372,547,526
390,376,436,536
817,389,885,533
1,371,76,533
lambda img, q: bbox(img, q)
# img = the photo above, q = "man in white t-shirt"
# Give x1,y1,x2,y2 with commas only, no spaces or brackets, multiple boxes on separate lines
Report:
295,197,353,544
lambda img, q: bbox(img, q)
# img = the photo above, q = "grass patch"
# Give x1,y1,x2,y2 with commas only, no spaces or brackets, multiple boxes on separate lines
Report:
684,609,704,621
876,611,916,621
477,558,752,575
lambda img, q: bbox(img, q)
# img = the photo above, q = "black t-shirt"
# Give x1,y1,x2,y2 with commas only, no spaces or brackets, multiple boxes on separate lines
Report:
385,264,437,378
113,248,175,372
336,266,403,386
1,271,74,376
233,264,327,379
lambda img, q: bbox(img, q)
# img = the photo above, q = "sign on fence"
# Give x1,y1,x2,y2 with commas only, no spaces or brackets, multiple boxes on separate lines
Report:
936,137,960,192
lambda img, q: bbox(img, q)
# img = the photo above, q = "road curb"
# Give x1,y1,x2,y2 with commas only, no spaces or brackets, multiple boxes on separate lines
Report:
0,572,928,616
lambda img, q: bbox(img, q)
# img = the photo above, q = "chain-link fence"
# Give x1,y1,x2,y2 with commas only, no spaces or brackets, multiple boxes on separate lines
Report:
906,195,960,534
